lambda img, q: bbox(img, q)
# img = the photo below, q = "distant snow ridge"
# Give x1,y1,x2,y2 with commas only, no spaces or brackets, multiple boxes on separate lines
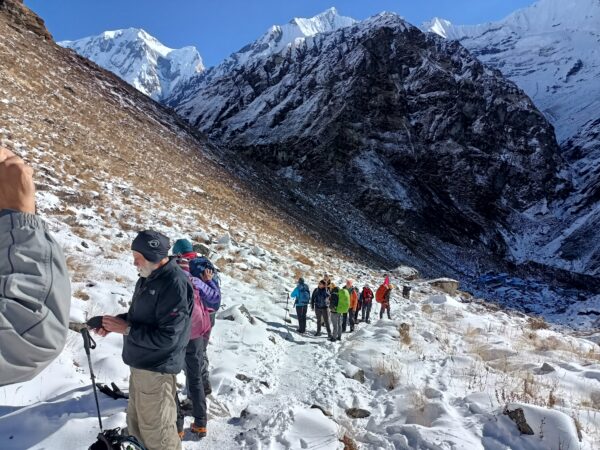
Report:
60,28,204,101
423,0,600,143
167,7,357,101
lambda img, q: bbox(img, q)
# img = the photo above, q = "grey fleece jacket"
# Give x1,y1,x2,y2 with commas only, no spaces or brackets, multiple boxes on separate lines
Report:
0,210,71,386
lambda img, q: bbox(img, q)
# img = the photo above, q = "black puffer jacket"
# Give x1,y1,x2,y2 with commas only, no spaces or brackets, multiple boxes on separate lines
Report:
120,259,193,374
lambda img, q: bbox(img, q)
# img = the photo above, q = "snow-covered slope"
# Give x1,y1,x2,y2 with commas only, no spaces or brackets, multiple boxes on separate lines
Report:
424,0,600,144
60,28,204,101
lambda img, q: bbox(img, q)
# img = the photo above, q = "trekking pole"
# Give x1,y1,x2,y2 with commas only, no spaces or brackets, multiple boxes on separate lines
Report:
284,291,289,321
283,292,293,340
81,327,103,431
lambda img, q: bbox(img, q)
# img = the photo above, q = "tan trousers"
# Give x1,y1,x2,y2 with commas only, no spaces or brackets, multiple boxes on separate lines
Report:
127,367,181,450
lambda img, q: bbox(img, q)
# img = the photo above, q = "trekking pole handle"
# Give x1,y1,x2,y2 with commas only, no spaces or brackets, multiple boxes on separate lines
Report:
81,327,96,355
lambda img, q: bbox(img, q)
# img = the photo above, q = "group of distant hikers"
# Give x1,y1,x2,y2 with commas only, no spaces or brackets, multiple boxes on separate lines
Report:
290,274,396,341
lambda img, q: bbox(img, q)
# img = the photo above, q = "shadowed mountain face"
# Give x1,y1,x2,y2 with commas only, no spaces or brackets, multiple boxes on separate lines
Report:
169,13,568,276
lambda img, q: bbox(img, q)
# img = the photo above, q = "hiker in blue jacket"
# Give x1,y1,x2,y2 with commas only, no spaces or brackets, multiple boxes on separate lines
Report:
290,277,310,333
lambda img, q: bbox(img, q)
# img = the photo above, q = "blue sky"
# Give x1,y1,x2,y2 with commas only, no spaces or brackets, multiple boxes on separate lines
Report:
25,0,536,67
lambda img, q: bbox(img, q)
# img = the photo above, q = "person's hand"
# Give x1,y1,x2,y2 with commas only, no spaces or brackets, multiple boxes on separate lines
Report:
201,267,214,282
0,147,35,214
102,316,129,334
93,327,111,337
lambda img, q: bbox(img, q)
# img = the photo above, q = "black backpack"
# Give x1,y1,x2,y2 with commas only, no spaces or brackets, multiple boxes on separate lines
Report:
89,429,146,450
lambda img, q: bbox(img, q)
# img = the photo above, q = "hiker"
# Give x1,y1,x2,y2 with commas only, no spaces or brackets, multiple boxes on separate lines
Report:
360,284,374,323
291,277,310,333
355,286,363,323
311,280,332,338
175,238,222,396
175,253,212,438
329,286,343,341
342,279,358,332
189,254,221,397
377,283,394,320
94,231,193,450
0,146,71,386
173,237,198,261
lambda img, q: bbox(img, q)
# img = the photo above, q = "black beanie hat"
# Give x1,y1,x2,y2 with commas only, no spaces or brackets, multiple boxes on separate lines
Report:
131,230,170,263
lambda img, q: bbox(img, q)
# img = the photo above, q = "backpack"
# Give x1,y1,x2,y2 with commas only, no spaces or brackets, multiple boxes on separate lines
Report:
362,287,374,303
89,429,146,450
189,276,212,339
298,284,310,305
329,288,339,311
375,284,387,303
190,256,221,287
337,288,350,313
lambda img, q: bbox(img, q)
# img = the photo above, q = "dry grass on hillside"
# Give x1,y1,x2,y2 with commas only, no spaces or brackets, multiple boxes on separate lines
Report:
0,12,345,262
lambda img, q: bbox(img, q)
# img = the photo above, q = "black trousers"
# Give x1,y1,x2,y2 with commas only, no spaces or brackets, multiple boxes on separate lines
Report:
362,303,372,321
185,337,208,427
296,305,308,332
342,311,355,331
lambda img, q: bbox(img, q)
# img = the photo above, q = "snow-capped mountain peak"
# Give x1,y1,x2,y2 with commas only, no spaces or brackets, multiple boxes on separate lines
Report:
192,8,357,81
59,28,204,101
422,17,453,38
289,7,355,36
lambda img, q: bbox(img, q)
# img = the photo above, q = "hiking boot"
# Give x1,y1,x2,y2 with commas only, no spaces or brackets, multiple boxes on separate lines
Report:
314,332,321,337
204,384,212,396
178,431,185,440
190,423,207,437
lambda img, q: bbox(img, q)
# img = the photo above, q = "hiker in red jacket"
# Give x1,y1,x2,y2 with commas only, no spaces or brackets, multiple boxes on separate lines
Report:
376,282,394,320
360,285,374,323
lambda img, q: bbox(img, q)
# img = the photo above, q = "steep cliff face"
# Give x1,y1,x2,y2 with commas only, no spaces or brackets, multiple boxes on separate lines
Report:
170,13,568,274
424,0,600,277
0,0,51,40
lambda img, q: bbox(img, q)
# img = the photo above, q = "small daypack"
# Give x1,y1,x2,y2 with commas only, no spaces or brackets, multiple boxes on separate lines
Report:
189,276,212,339
375,284,387,303
298,284,311,304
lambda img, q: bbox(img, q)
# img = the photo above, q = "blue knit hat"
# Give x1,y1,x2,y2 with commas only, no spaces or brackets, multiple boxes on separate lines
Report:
172,238,193,255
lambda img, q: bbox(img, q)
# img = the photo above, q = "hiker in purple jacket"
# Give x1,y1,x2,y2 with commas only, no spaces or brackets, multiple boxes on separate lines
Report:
175,254,212,437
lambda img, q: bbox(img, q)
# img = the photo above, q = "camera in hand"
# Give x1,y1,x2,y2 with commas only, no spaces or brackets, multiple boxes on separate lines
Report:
86,316,104,330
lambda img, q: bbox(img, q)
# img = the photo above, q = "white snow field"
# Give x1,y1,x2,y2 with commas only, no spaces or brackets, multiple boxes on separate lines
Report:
0,182,599,450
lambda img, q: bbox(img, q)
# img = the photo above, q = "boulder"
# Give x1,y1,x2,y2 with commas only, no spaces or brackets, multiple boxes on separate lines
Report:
428,278,459,296
346,408,371,419
504,407,534,435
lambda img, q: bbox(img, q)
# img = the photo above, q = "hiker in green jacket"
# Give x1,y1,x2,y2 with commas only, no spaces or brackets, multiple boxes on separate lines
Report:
331,284,350,341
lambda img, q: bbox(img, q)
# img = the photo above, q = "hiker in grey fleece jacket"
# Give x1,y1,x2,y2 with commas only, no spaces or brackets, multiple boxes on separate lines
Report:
0,146,71,386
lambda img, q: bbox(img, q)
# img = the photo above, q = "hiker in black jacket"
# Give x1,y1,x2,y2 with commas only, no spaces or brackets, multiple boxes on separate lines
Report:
94,231,193,450
311,280,332,338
